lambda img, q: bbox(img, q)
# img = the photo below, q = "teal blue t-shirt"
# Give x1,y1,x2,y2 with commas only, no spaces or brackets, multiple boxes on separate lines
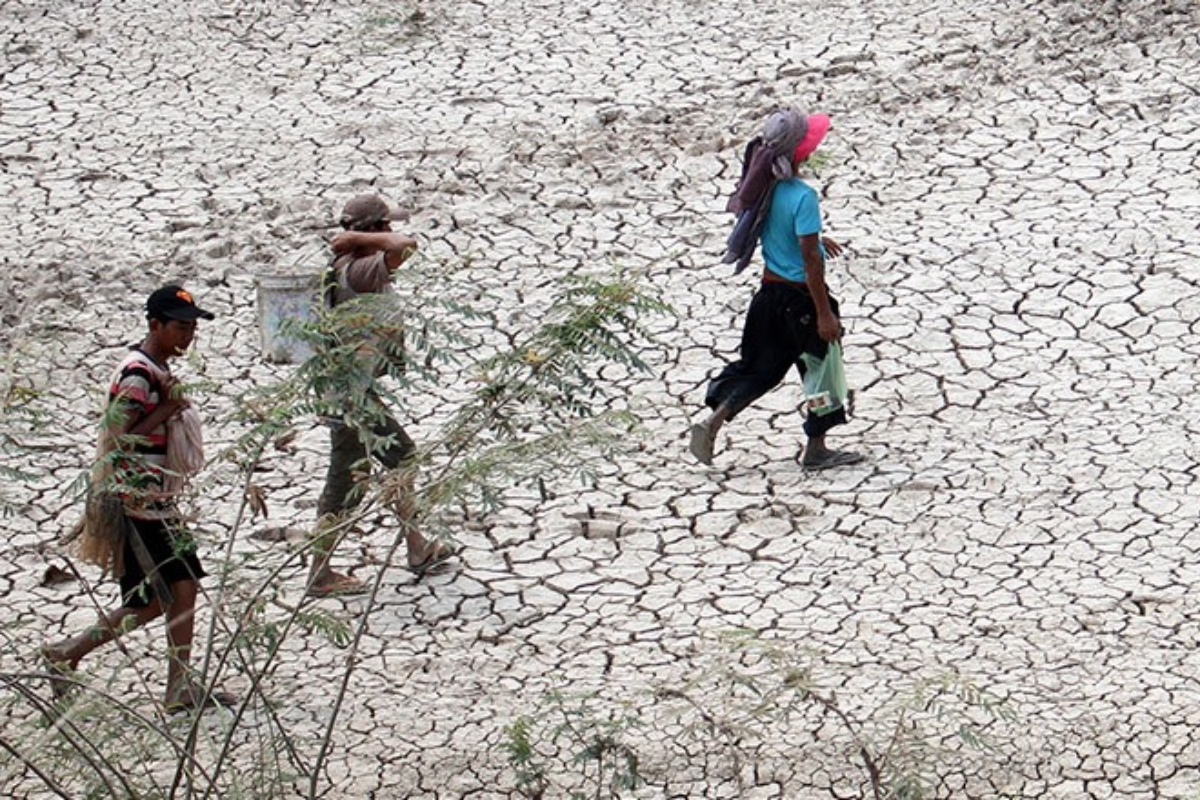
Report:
760,178,823,282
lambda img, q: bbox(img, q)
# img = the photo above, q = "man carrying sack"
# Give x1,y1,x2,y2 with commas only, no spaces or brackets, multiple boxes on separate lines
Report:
44,285,234,712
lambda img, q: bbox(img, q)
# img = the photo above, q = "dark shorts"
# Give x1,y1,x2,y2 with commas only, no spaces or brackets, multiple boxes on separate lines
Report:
119,516,205,609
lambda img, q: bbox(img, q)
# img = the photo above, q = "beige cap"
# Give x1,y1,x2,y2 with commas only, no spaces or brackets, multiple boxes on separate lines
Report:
338,193,408,229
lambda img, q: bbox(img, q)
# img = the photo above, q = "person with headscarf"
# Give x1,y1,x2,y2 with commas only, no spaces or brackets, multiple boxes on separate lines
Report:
692,109,864,471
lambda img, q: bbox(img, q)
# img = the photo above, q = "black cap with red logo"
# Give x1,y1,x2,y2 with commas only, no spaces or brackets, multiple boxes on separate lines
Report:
146,285,215,322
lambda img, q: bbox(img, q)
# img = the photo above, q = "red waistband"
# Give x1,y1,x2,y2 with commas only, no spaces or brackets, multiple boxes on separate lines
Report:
762,269,807,288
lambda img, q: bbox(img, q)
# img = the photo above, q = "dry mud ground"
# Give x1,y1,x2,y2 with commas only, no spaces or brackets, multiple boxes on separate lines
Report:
2,0,1200,797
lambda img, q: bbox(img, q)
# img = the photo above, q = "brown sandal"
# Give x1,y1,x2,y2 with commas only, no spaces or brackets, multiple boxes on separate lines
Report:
305,572,368,598
165,684,238,714
407,544,456,576
801,448,865,471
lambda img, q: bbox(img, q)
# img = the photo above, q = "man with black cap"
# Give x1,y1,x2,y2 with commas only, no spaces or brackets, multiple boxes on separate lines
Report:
42,284,234,712
306,193,454,598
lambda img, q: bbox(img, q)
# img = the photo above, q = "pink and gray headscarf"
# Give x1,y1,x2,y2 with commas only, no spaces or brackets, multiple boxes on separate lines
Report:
721,108,832,272
762,108,809,178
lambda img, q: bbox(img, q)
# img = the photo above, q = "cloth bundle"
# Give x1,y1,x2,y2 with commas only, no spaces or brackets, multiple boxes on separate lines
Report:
721,109,809,273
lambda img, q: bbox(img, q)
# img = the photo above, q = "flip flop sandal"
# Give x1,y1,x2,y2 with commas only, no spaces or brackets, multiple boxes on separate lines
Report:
305,574,368,598
801,449,865,472
407,545,456,576
166,687,238,714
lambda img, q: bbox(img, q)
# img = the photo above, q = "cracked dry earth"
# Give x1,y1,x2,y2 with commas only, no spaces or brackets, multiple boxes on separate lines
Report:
3,0,1200,797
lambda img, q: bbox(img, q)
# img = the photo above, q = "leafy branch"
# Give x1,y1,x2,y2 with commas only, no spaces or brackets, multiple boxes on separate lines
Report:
664,630,1017,800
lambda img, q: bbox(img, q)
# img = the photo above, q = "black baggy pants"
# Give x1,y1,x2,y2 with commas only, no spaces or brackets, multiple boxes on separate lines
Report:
704,281,848,438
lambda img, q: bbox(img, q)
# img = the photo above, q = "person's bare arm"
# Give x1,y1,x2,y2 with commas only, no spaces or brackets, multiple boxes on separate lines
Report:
331,231,418,271
821,236,844,260
122,375,189,437
800,233,840,342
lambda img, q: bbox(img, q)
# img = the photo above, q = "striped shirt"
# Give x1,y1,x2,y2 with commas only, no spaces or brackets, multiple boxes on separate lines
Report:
108,348,173,520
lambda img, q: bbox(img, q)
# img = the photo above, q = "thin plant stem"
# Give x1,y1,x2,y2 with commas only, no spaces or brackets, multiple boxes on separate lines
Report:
0,735,76,800
305,510,413,800
2,671,222,795
197,510,369,800
2,677,129,799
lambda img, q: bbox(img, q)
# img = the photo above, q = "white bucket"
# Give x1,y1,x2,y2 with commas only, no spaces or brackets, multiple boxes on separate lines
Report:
255,272,320,364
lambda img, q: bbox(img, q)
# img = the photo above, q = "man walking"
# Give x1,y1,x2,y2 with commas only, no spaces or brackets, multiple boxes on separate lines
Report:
691,110,864,470
43,285,233,712
306,193,454,597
